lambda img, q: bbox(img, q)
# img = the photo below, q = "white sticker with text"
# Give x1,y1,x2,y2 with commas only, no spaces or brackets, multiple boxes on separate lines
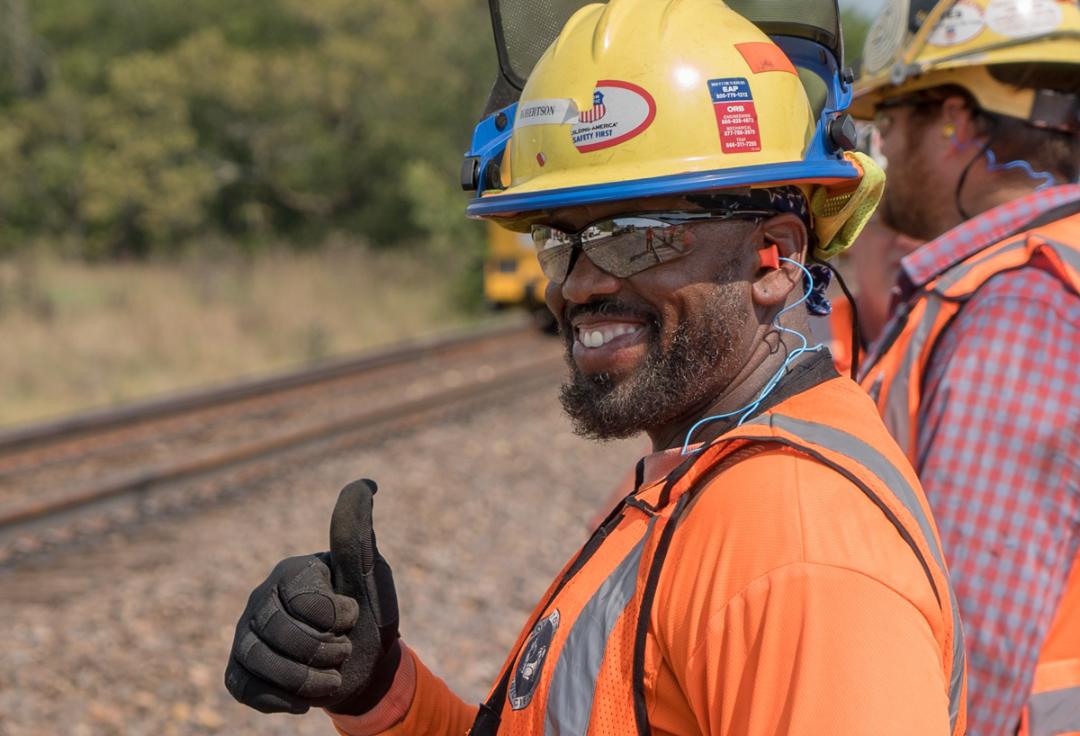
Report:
570,81,656,153
516,99,579,128
986,0,1062,38
928,0,985,46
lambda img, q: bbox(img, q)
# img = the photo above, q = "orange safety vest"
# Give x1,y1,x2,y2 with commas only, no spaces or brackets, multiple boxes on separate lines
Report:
470,378,966,736
808,294,861,377
860,212,1080,736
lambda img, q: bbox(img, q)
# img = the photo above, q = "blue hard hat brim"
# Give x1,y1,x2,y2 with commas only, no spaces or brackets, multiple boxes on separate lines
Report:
466,159,858,218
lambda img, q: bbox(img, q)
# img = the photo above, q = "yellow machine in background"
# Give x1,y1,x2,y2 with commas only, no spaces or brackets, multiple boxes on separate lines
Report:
483,222,555,328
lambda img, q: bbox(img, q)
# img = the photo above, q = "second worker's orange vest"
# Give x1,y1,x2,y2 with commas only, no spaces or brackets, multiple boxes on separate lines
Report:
860,212,1080,736
808,294,861,377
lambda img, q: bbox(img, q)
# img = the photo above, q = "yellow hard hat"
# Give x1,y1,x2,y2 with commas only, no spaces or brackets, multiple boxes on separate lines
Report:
463,0,885,259
852,0,1080,130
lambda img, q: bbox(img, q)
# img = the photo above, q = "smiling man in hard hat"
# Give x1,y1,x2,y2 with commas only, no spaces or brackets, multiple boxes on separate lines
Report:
850,1,1080,734
224,0,967,733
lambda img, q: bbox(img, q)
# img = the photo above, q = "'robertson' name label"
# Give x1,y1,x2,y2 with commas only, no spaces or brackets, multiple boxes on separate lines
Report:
516,99,578,128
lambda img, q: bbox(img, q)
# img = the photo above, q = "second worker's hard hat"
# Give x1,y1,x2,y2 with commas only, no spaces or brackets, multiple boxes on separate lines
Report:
851,0,1080,132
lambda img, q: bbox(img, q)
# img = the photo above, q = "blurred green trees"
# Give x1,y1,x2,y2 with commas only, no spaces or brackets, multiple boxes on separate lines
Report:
0,0,878,258
840,6,874,72
0,0,495,256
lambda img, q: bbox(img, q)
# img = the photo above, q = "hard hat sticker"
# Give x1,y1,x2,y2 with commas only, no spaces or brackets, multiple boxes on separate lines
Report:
708,78,762,154
516,99,579,129
735,42,797,75
570,81,657,153
927,0,985,46
985,0,1062,38
862,0,910,76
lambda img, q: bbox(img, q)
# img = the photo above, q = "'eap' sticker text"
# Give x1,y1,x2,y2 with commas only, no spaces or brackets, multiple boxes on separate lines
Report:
707,78,761,154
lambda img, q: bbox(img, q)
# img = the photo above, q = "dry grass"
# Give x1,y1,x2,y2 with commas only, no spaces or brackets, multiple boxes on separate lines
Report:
0,240,479,426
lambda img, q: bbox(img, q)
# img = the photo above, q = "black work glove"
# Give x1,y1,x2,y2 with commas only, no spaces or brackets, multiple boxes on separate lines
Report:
224,479,401,715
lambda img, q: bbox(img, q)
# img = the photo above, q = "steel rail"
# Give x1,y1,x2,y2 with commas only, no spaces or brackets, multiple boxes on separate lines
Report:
0,315,532,457
0,354,563,538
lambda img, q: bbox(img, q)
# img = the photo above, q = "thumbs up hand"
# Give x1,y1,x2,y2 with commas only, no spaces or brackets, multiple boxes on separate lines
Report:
327,479,401,713
225,480,402,715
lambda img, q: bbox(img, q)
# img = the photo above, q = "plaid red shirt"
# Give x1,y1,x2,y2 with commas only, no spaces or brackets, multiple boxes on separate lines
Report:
886,185,1080,736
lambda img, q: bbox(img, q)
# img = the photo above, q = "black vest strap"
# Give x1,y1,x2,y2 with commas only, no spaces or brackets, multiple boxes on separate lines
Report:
632,441,779,735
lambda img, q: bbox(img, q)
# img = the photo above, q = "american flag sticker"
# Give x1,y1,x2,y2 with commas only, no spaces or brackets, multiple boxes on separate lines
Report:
570,80,656,153
707,77,761,154
577,91,607,123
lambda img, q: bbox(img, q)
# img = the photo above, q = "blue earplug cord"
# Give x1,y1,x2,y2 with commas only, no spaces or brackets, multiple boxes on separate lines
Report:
680,257,825,455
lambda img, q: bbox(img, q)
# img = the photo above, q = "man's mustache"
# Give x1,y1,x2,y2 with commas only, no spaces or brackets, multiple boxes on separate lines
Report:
564,299,655,325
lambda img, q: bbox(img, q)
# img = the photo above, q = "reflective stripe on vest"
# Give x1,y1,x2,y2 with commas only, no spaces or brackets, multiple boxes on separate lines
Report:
741,413,966,734
1047,235,1080,276
866,234,1080,463
1022,554,1080,736
544,519,655,735
880,297,944,459
1028,685,1080,736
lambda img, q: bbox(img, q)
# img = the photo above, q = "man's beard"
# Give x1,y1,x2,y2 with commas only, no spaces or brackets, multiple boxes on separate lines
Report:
558,293,740,441
880,180,934,241
880,128,944,242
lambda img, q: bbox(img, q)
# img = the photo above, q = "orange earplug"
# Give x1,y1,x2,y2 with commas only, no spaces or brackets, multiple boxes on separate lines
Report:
758,243,780,270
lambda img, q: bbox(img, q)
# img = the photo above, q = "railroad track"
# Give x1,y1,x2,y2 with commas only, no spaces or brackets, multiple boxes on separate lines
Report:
0,318,565,563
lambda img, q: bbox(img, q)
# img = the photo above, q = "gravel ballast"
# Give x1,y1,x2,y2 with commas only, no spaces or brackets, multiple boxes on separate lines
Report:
0,377,642,735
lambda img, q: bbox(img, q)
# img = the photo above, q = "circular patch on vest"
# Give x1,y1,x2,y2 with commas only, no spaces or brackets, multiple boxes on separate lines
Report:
508,609,560,711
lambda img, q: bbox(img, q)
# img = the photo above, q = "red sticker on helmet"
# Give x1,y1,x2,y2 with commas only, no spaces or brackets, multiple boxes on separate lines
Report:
708,78,762,154
571,80,656,153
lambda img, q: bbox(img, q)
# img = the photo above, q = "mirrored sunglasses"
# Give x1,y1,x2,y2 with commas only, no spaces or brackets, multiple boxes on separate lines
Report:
532,210,774,284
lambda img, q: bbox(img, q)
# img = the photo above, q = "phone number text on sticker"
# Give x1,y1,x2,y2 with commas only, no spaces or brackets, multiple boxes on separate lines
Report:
571,81,656,153
707,77,762,154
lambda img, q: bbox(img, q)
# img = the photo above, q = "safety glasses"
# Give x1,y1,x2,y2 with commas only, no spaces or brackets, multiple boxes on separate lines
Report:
533,210,774,284
872,90,954,137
